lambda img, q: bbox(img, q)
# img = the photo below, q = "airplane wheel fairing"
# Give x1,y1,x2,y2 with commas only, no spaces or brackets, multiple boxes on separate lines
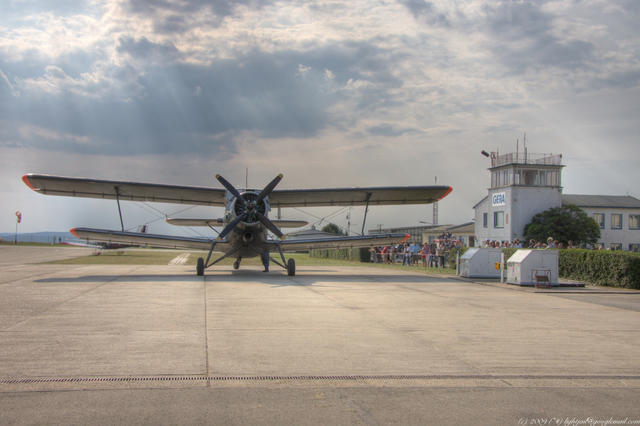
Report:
197,257,205,276
287,258,295,276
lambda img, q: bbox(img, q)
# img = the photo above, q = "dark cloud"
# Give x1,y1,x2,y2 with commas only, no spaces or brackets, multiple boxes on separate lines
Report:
121,0,276,33
2,40,401,155
117,36,183,64
591,70,640,90
399,0,450,27
482,2,594,73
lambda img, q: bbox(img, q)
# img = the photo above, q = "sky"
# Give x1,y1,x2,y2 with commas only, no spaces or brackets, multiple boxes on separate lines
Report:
1,0,639,237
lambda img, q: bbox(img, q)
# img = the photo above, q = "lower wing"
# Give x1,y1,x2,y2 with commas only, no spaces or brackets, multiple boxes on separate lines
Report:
70,228,408,253
272,233,410,251
70,228,230,251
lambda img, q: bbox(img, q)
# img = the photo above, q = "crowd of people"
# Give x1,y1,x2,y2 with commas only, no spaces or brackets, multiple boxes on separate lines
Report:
370,236,463,268
370,234,613,269
482,237,598,250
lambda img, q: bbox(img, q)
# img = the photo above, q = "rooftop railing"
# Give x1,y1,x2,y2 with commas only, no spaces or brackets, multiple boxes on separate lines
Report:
491,152,562,168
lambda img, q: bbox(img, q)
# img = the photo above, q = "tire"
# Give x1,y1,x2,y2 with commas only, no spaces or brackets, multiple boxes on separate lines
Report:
233,260,240,270
287,258,296,276
196,257,205,276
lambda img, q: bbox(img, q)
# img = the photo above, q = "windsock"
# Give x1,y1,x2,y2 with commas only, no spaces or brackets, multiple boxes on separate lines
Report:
15,211,22,223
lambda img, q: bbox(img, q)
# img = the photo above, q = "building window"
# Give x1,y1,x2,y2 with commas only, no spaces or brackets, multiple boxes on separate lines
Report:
630,215,640,230
494,211,504,228
611,214,622,230
483,213,488,228
610,243,622,250
594,213,605,229
629,244,639,253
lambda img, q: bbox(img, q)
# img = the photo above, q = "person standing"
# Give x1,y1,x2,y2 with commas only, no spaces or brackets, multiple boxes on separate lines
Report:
436,242,445,268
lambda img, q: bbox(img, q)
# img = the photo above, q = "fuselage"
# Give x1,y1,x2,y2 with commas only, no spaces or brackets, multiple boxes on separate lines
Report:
224,189,271,258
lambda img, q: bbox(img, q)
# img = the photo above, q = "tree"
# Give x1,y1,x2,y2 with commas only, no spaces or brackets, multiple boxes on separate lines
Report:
524,204,600,245
321,223,346,236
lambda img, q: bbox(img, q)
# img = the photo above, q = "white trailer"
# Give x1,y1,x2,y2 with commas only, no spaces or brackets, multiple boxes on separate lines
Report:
458,248,502,278
506,249,559,286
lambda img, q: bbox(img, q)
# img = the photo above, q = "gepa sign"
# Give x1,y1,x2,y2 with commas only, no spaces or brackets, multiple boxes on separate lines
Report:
492,192,506,207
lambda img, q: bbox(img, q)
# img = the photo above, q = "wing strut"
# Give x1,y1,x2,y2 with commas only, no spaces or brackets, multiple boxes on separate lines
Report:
114,186,125,232
204,240,217,268
360,192,372,236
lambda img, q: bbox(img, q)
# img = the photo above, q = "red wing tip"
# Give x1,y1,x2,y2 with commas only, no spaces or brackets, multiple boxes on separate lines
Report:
22,174,37,190
438,186,453,201
70,228,79,238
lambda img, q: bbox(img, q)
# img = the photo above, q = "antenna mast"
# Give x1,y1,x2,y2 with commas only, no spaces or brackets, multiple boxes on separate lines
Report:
432,176,438,225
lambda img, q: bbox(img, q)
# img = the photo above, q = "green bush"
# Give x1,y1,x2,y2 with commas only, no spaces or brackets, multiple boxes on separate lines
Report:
501,247,518,262
309,247,370,262
500,247,640,289
447,246,468,269
559,249,640,289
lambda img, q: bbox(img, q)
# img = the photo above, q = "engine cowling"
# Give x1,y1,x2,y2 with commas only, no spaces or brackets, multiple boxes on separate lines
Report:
232,191,268,225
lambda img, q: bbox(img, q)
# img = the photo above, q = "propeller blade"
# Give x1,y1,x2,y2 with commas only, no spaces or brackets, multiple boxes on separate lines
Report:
256,212,284,239
255,173,283,204
216,174,245,206
218,213,246,240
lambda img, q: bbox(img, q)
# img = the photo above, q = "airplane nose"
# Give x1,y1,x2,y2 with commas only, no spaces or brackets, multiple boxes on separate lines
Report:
242,232,254,243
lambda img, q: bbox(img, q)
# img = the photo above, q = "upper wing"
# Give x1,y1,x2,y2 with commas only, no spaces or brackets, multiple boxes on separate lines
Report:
23,174,227,206
167,218,308,228
272,233,410,252
23,174,452,208
268,186,452,208
70,228,228,251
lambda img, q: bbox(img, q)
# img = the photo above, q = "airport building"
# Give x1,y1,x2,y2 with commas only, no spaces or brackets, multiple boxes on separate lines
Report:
473,151,640,251
368,225,434,245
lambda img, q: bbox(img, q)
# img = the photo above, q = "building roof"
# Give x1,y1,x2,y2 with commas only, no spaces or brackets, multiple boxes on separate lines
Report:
562,194,640,209
472,196,488,209
446,221,475,233
422,222,475,235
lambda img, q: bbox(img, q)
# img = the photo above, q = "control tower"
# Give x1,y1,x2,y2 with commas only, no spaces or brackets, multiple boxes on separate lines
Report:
473,151,565,243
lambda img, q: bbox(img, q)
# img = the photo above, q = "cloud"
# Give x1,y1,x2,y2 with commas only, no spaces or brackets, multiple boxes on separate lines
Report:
117,36,182,65
399,0,450,27
367,123,419,137
119,0,276,33
2,37,404,155
0,69,20,97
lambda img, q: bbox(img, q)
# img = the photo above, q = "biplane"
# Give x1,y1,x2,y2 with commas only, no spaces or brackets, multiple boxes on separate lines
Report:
22,173,452,276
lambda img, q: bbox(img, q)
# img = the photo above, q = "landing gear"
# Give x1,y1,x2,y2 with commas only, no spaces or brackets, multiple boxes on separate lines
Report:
261,252,270,272
196,257,205,276
287,258,296,276
233,257,241,270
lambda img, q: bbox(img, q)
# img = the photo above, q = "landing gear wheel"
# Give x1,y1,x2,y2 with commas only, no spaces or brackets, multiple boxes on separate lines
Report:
287,258,296,276
233,260,240,270
196,257,205,276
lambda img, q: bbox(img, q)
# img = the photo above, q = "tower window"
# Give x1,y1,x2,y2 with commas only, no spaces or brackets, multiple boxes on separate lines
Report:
594,213,605,229
611,214,622,230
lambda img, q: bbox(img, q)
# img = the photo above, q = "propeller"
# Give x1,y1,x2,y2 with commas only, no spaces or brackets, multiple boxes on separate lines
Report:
256,212,283,239
217,214,246,240
216,174,246,207
215,173,285,240
256,173,283,204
